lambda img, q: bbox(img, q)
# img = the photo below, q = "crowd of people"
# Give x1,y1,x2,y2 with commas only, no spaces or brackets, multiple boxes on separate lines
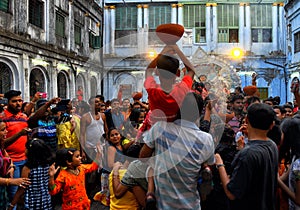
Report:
0,43,300,210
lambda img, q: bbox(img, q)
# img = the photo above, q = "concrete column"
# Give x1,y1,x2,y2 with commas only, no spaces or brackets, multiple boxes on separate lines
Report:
239,3,245,50
68,1,74,51
137,5,143,29
171,4,177,24
110,6,116,54
211,3,218,52
137,5,143,54
22,54,30,101
272,3,279,52
47,0,55,45
83,13,90,56
104,6,110,54
206,4,211,51
278,3,284,52
177,4,183,48
245,3,251,52
143,5,149,51
177,4,183,25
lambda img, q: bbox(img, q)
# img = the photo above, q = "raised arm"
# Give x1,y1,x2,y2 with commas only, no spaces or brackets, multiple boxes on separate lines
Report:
171,44,195,79
145,45,175,79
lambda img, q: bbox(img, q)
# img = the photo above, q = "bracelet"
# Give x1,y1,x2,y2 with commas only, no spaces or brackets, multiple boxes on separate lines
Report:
9,203,15,208
216,164,225,169
6,178,10,186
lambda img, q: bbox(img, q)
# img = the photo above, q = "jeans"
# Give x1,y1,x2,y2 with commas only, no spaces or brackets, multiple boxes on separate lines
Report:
7,159,26,210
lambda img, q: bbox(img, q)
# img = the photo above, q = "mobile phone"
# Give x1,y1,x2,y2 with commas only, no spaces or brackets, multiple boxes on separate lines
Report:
0,98,8,105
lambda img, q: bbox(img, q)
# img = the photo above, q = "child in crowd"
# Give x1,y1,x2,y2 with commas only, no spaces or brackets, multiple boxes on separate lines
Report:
49,148,99,210
8,139,54,210
95,128,125,206
143,44,195,125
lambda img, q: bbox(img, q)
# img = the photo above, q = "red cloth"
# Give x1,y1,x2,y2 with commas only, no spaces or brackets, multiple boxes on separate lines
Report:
77,90,83,102
0,109,28,162
144,75,193,124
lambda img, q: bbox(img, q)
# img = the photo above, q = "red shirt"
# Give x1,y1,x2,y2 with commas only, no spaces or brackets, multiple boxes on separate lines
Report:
144,75,193,124
0,109,28,161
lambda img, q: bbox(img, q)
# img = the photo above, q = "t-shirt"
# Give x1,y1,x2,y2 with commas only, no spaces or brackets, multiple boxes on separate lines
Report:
227,140,278,210
109,169,140,210
144,120,215,210
0,109,28,161
289,158,300,210
144,75,193,123
121,160,149,191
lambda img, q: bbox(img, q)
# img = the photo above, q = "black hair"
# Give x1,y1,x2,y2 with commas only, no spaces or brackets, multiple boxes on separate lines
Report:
157,54,179,78
125,143,141,159
230,94,244,103
247,103,275,130
273,105,286,114
4,90,22,101
246,96,260,106
283,103,293,110
177,92,204,122
220,125,235,144
55,148,77,167
25,138,54,168
96,95,105,102
273,96,281,105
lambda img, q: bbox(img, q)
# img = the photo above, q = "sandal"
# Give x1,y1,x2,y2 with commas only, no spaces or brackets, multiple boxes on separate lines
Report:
145,192,157,210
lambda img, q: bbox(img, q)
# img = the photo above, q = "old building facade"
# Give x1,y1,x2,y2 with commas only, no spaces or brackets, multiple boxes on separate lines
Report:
102,0,296,103
0,0,103,101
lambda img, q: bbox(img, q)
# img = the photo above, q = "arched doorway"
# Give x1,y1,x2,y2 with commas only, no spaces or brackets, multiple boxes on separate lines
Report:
30,68,46,98
90,76,97,97
57,71,68,99
0,62,13,94
76,73,85,101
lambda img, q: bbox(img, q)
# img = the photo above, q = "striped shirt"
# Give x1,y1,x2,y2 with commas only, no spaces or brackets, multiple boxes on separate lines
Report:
144,120,215,210
25,165,52,210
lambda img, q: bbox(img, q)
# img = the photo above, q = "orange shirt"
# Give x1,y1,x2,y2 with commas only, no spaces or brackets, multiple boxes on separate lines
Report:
49,162,98,210
0,109,28,162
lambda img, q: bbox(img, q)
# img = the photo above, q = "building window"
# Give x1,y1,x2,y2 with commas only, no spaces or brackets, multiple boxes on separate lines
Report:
251,4,272,43
0,62,12,94
74,23,81,45
29,0,44,28
89,32,100,49
217,4,239,43
55,12,65,38
57,72,67,99
0,0,9,12
294,31,300,53
257,87,268,101
115,5,137,45
149,5,171,45
183,4,206,43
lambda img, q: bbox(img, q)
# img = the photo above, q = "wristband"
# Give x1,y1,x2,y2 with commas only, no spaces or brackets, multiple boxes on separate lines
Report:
216,164,225,169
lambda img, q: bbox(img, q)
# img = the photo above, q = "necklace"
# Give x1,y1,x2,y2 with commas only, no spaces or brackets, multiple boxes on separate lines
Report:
68,168,79,176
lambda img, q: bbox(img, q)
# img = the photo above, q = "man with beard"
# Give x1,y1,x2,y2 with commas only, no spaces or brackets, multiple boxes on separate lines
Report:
0,90,30,205
80,96,107,162
227,94,245,134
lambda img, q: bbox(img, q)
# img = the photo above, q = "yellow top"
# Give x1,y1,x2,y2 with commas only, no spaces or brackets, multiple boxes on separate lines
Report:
109,169,140,210
56,115,80,151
